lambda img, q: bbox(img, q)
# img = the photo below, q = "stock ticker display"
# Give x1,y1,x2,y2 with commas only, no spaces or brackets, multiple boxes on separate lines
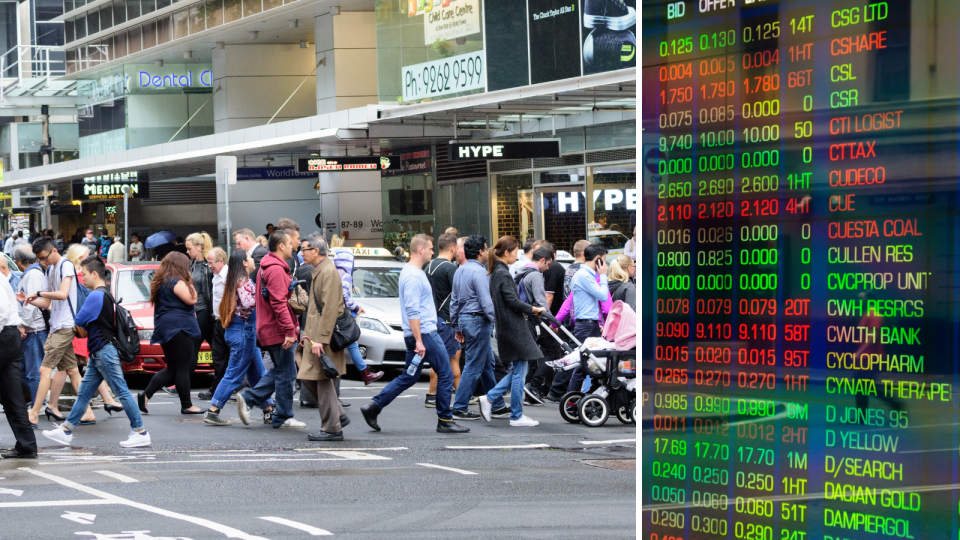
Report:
641,0,960,539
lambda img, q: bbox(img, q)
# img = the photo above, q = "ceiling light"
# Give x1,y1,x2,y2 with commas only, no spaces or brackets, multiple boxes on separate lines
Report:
155,59,163,67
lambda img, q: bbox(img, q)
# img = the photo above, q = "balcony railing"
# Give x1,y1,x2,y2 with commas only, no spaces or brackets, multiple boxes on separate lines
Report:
0,45,68,92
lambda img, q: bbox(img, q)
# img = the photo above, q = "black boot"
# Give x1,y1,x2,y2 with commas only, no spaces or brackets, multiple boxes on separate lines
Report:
360,402,381,431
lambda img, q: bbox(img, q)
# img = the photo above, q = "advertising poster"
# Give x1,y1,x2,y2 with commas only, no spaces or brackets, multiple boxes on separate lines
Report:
581,0,635,74
422,0,481,45
483,0,529,91
528,0,582,84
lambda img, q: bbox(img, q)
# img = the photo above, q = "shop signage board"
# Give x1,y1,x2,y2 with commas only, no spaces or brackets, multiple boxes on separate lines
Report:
555,188,637,212
237,167,317,181
382,148,432,177
422,0,482,44
72,171,149,200
296,156,400,173
402,51,486,102
447,139,561,160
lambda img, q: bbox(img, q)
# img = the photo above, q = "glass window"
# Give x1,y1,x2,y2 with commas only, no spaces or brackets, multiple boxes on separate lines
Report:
156,0,171,8
65,19,74,43
86,9,99,35
65,48,76,74
75,0,86,9
188,4,203,34
141,0,155,14
262,0,280,11
64,0,74,13
242,0,260,18
585,122,636,150
75,15,86,39
117,269,156,303
141,19,156,48
352,268,401,298
222,0,240,23
127,25,141,53
102,39,113,61
560,129,584,154
172,9,187,39
204,0,222,28
156,15,171,44
126,0,140,20
112,31,127,58
100,5,112,30
113,0,125,25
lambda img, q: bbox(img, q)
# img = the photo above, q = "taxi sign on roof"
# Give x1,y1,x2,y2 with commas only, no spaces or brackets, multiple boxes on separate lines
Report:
333,247,393,257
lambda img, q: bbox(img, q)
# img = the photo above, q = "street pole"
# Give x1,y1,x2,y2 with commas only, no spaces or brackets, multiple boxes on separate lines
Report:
121,186,130,262
223,166,231,256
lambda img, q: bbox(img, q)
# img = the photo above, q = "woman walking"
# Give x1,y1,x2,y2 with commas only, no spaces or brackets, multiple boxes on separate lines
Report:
139,252,204,414
185,232,214,361
478,236,545,427
607,255,636,311
204,251,273,425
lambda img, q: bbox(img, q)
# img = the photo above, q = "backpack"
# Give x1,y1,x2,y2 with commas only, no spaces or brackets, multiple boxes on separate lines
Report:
103,290,140,364
55,259,90,318
514,271,531,304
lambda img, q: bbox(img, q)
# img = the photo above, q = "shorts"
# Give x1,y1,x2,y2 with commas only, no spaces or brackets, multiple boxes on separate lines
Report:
437,320,461,358
42,327,79,371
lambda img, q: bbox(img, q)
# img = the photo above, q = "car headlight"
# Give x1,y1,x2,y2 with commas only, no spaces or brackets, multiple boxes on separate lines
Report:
138,329,153,341
358,317,390,334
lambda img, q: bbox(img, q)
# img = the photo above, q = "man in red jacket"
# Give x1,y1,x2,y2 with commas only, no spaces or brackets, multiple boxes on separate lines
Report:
237,230,306,429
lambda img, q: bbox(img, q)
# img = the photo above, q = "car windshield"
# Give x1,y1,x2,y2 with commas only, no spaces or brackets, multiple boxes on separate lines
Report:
591,233,628,250
352,267,402,298
116,269,156,303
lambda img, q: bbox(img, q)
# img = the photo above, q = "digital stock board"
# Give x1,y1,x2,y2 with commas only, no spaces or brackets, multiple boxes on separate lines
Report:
642,1,960,539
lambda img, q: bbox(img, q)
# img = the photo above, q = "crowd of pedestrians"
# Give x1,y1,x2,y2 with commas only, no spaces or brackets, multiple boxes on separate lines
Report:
0,220,634,457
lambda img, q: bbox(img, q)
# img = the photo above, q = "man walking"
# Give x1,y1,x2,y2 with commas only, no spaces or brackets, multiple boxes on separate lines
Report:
199,247,229,401
234,228,269,279
424,233,461,409
449,235,509,420
19,237,88,427
511,238,542,277
360,234,469,434
514,244,554,406
237,230,306,429
566,244,610,393
0,255,37,459
42,256,151,448
297,233,349,441
12,245,46,403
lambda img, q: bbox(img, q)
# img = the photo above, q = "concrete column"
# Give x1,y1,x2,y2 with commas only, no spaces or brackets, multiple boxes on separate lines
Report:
212,44,318,133
318,169,383,245
315,12,378,114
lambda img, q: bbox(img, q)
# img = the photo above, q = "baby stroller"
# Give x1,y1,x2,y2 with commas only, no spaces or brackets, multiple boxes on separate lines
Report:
539,314,637,427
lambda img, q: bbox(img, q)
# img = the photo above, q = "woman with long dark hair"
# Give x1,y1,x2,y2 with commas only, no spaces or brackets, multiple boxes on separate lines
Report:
479,236,545,427
203,251,272,426
139,252,204,414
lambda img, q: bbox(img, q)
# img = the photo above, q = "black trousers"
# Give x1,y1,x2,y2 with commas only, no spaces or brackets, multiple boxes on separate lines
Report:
208,321,228,394
145,331,202,409
189,309,214,380
530,329,563,393
0,327,37,453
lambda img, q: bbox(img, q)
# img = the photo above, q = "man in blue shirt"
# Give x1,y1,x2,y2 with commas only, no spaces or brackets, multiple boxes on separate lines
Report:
566,244,610,393
361,234,469,434
41,255,151,448
449,235,509,420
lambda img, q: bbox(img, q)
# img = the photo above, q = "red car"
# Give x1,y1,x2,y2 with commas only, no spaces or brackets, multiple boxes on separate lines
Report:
105,262,213,374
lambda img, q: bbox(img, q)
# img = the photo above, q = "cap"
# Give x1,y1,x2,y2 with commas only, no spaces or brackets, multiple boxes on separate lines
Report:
85,229,93,234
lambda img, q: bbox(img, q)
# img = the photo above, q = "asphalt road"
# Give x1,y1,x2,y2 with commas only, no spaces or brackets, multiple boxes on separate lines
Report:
0,372,637,539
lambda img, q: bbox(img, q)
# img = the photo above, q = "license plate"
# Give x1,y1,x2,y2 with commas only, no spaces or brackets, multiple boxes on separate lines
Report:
197,351,212,364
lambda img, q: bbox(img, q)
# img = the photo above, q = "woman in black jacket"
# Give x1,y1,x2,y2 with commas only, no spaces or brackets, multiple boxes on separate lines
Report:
478,236,546,427
185,232,214,369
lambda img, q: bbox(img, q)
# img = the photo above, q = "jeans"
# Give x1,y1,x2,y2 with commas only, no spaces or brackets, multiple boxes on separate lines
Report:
372,332,454,420
453,314,505,412
486,359,528,421
212,316,271,409
20,330,46,403
64,343,144,432
346,341,367,371
0,326,37,453
242,341,297,427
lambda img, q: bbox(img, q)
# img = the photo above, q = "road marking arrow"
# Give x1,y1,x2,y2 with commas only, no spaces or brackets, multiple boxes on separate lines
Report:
61,511,97,524
0,488,23,496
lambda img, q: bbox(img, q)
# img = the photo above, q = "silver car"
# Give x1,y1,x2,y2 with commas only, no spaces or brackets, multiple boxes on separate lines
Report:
349,259,427,369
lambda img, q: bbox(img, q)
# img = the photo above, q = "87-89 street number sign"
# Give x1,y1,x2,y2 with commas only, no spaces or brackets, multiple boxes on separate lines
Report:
402,51,485,101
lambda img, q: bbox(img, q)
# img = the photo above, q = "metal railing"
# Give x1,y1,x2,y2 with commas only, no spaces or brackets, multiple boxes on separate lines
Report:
0,45,68,93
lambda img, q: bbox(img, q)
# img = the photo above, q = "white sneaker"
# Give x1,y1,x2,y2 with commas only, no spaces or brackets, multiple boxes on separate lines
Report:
42,426,73,446
119,431,152,448
279,418,306,429
237,394,251,425
510,415,539,427
478,395,492,422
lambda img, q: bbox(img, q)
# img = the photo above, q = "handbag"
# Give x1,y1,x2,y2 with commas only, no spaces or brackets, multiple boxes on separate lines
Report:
312,280,361,352
319,352,340,379
288,283,309,315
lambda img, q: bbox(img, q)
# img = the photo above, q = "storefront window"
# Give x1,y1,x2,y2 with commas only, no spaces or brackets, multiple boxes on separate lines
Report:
585,122,636,150
493,173,532,243
589,170,636,254
382,174,434,252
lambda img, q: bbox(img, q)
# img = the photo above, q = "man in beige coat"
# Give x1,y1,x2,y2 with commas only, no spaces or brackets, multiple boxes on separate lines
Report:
296,233,349,441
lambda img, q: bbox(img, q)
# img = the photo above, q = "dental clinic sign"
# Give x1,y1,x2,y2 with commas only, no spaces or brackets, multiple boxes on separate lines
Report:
138,69,212,89
556,189,637,212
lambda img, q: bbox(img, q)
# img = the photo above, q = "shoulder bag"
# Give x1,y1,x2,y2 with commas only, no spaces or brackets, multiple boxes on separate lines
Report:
312,281,360,351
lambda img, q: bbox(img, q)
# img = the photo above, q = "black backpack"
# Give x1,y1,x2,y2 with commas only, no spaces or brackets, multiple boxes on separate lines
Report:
103,290,140,364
